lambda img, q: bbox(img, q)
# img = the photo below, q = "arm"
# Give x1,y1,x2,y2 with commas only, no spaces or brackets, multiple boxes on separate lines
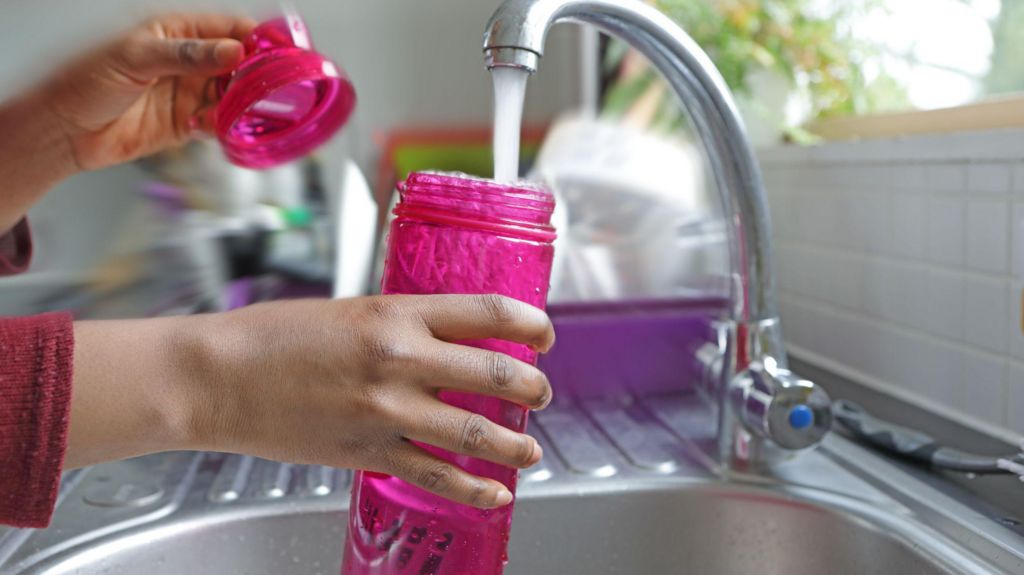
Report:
0,15,255,527
0,96,76,232
2,14,555,530
0,13,253,231
68,296,554,509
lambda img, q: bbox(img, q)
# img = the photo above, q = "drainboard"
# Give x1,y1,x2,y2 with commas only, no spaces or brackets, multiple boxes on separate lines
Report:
1,393,1022,574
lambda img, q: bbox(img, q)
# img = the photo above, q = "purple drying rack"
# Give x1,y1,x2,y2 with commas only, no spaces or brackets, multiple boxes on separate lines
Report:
227,279,726,400
538,298,727,400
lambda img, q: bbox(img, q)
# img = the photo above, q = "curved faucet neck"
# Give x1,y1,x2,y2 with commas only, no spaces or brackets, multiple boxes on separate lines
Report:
484,0,836,469
484,0,779,330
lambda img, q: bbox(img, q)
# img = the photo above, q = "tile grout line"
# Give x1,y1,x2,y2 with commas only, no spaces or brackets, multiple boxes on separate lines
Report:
778,292,1024,371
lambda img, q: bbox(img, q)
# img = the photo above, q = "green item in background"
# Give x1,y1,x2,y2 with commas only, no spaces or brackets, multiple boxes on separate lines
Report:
392,142,542,182
282,206,313,228
603,0,904,142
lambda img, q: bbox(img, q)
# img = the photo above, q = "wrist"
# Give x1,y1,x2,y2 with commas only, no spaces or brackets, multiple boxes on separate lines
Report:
161,313,218,453
2,92,79,179
68,317,207,468
0,92,80,231
169,310,252,454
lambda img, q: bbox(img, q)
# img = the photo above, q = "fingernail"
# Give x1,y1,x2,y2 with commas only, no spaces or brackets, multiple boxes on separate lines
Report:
535,389,552,410
494,489,514,507
214,41,244,66
528,442,543,466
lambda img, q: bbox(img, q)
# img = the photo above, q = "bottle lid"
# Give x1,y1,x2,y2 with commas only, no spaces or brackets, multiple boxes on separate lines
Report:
215,14,356,169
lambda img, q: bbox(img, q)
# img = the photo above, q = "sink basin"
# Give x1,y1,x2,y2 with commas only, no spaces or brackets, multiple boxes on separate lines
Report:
3,486,977,575
3,394,1022,574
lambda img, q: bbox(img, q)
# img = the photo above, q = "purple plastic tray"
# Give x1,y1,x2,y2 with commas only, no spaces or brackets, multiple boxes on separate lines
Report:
538,298,727,400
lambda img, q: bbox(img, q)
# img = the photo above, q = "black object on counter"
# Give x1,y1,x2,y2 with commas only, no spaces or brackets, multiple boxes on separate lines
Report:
834,400,1024,476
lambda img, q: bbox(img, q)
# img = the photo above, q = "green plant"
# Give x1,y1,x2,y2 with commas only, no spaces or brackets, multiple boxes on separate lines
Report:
603,0,900,139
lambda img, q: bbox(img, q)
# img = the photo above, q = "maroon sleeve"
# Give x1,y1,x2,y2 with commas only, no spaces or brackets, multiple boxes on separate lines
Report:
0,219,32,276
0,312,74,528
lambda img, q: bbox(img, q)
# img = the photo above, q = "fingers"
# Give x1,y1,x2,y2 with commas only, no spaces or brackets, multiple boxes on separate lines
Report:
114,37,244,83
418,294,555,353
418,341,552,409
384,441,514,509
112,12,258,83
401,401,542,470
147,13,258,43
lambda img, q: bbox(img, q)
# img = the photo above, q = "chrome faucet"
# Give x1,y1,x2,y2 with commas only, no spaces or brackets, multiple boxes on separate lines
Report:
483,0,832,471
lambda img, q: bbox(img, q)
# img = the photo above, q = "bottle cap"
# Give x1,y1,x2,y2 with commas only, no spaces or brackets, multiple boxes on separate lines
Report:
215,13,356,169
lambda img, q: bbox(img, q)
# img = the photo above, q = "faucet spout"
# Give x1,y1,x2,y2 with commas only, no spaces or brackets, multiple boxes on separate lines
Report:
484,0,832,469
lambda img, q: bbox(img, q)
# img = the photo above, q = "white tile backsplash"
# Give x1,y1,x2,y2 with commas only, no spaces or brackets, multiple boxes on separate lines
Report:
961,352,1007,426
863,193,893,254
763,130,1024,437
891,165,927,192
967,163,1013,195
1012,203,1024,281
926,197,966,266
964,277,1009,354
965,199,1010,274
1010,285,1024,362
890,194,927,259
915,340,966,408
861,258,888,320
1008,363,1024,434
830,252,866,312
926,164,969,194
1013,164,1024,195
921,269,965,342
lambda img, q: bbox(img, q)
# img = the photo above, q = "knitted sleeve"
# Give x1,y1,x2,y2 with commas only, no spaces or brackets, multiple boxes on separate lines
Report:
0,222,76,528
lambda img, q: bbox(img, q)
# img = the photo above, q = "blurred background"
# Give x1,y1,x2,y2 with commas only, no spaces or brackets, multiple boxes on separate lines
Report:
3,0,1024,436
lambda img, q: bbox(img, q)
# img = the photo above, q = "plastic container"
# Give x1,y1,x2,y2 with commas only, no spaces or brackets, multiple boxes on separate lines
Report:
215,13,356,169
341,172,556,575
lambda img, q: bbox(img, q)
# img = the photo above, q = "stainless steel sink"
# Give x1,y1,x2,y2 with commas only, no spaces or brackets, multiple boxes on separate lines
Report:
3,393,1023,574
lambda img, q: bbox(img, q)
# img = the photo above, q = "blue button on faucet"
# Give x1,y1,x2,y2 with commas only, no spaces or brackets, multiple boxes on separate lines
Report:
788,405,814,430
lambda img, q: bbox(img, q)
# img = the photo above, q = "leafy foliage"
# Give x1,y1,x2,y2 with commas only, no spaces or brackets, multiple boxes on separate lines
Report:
603,0,902,136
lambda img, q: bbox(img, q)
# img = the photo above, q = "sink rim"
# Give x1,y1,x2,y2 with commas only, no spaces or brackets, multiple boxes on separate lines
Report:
8,472,1016,575
4,393,1023,575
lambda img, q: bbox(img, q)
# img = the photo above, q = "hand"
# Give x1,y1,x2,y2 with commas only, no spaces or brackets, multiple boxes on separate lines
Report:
70,295,556,509
40,13,256,171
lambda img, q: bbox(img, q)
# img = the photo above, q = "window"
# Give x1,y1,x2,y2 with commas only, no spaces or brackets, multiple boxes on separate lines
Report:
853,0,1012,112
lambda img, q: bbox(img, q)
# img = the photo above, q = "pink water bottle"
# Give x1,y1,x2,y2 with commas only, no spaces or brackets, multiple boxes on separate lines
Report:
214,12,356,169
341,172,556,575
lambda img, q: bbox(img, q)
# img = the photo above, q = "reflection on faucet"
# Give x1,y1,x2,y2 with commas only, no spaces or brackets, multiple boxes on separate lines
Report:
483,0,832,470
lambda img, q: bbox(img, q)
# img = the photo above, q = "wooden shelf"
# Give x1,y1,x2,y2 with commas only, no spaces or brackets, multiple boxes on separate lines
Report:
808,95,1024,141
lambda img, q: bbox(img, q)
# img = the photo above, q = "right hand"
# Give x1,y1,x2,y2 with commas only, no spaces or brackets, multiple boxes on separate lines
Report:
39,13,256,172
187,294,555,509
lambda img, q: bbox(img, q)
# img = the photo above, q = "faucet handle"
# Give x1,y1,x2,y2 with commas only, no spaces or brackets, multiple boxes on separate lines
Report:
730,359,832,450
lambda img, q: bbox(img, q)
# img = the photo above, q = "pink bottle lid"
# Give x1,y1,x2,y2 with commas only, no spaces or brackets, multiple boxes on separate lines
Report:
215,13,356,168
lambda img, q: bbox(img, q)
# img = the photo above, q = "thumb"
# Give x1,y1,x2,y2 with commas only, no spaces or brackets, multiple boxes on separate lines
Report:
117,38,244,82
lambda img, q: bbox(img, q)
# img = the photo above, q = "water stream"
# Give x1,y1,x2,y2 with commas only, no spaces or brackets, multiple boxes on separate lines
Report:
491,68,530,183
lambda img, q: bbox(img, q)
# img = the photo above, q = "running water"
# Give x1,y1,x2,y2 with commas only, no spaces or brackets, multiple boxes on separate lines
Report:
491,68,530,183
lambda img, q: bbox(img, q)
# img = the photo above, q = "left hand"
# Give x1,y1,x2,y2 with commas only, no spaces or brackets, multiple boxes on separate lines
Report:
39,13,256,172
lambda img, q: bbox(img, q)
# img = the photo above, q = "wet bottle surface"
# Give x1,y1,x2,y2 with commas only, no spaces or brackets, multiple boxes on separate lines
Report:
341,172,556,575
